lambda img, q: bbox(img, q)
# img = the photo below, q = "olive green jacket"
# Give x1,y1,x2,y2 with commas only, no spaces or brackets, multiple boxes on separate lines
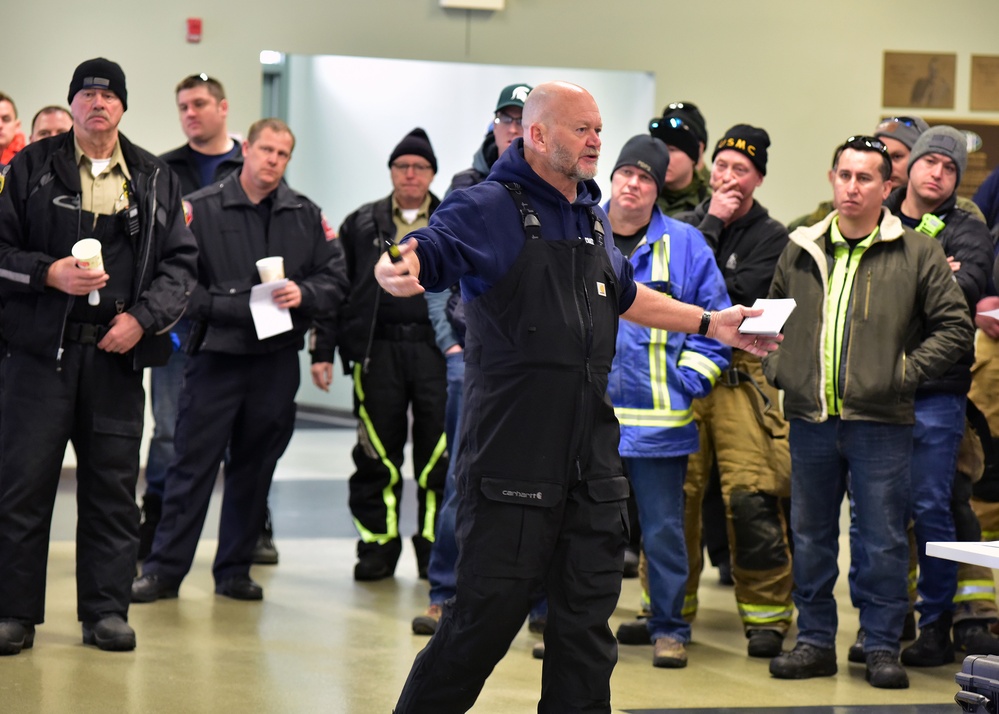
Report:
764,208,974,424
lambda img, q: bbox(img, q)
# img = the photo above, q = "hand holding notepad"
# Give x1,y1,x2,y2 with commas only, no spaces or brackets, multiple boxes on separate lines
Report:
738,298,796,337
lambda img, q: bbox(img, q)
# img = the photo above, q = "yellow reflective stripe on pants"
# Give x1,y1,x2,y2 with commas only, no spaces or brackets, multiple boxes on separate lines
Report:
955,579,998,603
416,432,447,542
352,362,401,544
738,602,793,625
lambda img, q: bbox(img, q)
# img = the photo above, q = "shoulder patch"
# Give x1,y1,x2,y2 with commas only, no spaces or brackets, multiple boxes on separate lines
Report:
321,212,337,241
182,200,193,227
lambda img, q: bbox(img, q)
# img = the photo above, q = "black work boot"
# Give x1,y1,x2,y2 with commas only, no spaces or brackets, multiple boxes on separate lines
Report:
866,650,909,689
848,628,867,663
354,539,402,581
769,642,837,679
137,493,162,561
901,612,955,667
954,618,999,655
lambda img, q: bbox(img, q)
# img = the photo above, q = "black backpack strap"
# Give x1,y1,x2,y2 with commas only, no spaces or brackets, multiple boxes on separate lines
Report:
501,181,542,240
590,208,605,247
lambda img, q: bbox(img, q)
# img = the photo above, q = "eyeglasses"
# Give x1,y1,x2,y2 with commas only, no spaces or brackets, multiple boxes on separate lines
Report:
649,116,693,135
881,116,919,128
494,113,522,127
839,135,888,154
391,162,433,174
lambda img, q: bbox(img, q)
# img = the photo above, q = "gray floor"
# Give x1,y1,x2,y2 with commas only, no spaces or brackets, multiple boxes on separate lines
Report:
1,426,971,713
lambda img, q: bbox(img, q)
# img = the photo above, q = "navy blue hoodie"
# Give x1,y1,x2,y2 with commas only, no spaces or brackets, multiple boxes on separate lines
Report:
409,138,637,312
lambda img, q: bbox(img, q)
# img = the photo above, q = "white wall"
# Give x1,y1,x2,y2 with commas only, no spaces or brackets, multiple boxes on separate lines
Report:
284,54,655,237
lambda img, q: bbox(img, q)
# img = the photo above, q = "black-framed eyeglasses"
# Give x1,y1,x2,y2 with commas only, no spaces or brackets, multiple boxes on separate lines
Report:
839,135,888,154
391,162,433,174
494,113,522,127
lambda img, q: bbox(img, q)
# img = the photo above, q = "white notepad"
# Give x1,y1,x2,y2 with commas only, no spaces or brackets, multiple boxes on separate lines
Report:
738,298,796,336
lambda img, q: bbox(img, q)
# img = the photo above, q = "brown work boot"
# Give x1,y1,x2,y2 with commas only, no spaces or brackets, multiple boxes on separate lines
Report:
411,604,442,635
652,637,687,668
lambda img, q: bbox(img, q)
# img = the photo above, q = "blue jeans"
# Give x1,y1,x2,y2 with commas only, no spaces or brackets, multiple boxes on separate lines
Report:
624,456,690,643
911,392,965,626
144,338,189,498
427,352,464,604
789,417,911,654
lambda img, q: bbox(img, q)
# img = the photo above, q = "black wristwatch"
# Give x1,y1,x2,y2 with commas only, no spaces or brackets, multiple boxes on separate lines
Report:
698,310,712,336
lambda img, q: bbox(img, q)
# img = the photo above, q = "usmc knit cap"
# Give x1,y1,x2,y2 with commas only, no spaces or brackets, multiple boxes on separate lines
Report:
613,135,670,194
712,124,769,176
873,116,929,150
495,84,532,112
388,128,437,173
908,125,968,187
68,58,128,111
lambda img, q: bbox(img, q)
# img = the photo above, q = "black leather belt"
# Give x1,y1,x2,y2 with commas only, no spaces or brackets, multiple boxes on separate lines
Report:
63,322,108,345
374,323,435,342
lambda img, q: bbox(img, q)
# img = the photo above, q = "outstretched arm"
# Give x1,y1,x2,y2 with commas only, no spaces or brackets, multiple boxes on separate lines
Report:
622,283,780,358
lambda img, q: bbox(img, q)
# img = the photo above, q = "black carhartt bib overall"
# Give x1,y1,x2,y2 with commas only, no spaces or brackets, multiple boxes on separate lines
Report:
397,184,631,714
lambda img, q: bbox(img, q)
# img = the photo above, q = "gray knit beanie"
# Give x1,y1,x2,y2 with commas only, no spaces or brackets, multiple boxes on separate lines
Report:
907,125,967,187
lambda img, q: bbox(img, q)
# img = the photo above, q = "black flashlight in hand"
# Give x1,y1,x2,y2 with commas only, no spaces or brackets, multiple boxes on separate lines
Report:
386,240,409,275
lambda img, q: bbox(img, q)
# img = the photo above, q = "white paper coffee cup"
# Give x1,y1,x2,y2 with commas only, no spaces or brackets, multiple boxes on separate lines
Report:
256,256,285,283
71,238,103,306
72,238,104,271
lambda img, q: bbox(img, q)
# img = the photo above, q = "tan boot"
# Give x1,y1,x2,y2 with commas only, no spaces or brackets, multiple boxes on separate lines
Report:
652,637,687,668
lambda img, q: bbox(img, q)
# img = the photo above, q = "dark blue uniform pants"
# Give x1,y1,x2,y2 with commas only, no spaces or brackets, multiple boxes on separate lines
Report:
142,346,299,585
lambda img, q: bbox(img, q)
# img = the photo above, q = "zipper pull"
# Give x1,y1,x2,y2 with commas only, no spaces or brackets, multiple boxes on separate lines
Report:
115,299,125,314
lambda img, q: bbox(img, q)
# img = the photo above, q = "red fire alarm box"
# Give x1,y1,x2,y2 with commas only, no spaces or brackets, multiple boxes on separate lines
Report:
186,18,202,43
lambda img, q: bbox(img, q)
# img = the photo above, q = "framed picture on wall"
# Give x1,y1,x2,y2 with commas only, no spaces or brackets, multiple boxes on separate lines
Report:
883,52,956,109
971,55,999,111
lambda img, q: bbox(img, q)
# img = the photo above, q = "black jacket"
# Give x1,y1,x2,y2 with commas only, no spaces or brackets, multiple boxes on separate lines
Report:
312,192,441,366
885,187,994,394
160,142,243,197
0,130,198,368
675,198,788,306
184,168,347,355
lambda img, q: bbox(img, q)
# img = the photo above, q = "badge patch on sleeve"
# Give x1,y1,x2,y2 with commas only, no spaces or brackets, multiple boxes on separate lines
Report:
596,281,607,297
182,200,193,226
321,213,337,241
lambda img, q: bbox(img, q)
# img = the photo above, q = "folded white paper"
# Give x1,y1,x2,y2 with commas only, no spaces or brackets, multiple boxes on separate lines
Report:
249,279,293,340
738,298,797,336
978,308,999,320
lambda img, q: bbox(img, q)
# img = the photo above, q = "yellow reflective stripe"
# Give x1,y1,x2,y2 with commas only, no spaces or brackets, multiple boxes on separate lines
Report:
908,567,918,594
678,350,723,383
614,406,694,428
682,593,698,618
352,362,400,544
954,579,998,603
648,235,673,411
416,432,448,542
649,335,670,410
738,603,794,624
